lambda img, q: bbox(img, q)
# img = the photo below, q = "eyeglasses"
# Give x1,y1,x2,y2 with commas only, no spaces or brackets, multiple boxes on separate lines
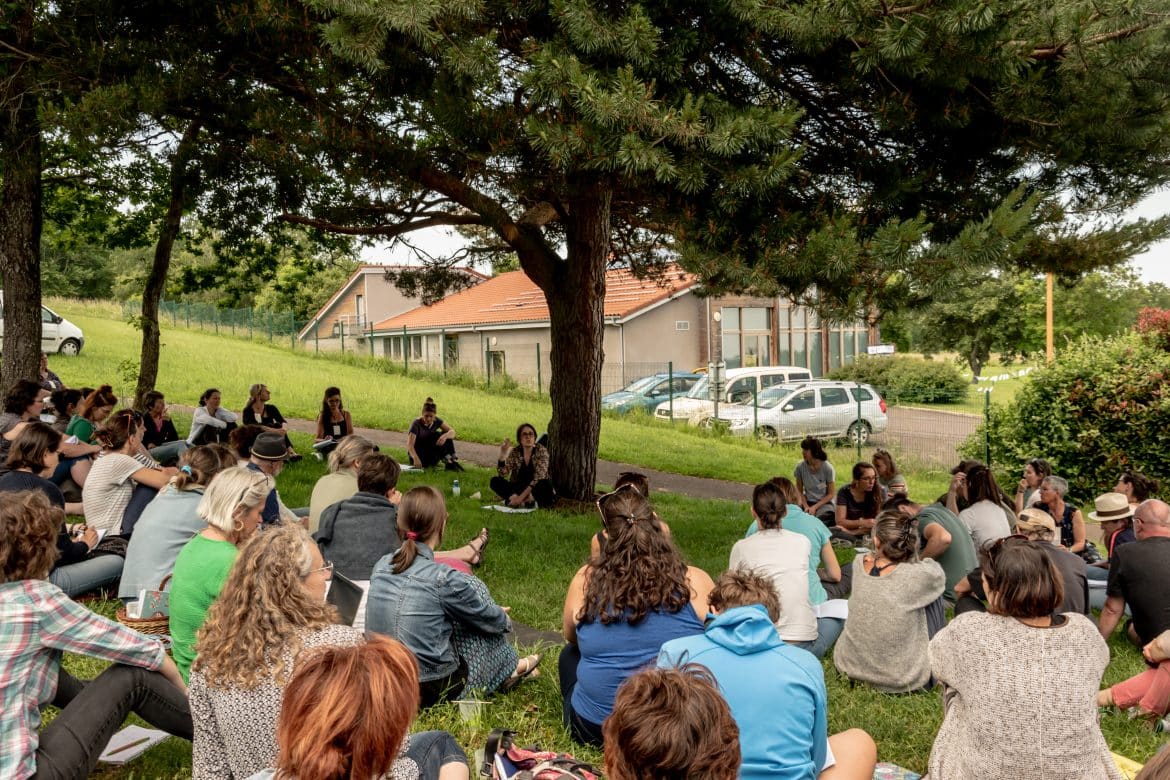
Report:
307,561,334,576
520,430,536,438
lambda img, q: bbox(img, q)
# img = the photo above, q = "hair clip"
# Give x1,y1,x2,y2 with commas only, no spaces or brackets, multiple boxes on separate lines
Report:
180,465,193,475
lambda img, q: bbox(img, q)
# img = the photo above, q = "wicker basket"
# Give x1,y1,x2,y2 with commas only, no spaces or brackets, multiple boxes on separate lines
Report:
116,574,171,636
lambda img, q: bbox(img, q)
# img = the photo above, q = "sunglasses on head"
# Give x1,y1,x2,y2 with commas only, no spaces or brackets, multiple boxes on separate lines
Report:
596,482,642,515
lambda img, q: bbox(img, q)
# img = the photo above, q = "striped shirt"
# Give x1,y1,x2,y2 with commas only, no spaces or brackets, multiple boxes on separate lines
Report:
1,579,166,780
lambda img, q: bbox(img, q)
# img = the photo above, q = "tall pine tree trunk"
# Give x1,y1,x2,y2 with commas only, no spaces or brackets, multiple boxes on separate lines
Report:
135,122,201,409
545,184,611,502
0,2,43,386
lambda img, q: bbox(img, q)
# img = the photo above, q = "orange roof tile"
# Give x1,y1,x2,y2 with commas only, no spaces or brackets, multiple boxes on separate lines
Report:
374,266,699,331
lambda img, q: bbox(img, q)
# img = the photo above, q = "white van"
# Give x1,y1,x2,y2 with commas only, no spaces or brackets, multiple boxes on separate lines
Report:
0,293,86,355
654,365,814,424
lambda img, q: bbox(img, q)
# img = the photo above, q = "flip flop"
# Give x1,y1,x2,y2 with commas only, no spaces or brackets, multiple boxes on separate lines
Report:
468,528,490,566
499,653,542,694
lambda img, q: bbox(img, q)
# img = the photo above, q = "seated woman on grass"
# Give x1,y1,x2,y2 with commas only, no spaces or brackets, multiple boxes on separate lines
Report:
307,434,378,532
140,389,188,466
119,444,239,605
170,465,272,681
560,484,713,745
190,522,362,779
366,486,539,706
491,422,554,508
407,396,461,470
242,383,300,460
314,385,353,459
82,410,178,537
834,462,883,542
187,387,238,446
1099,628,1170,726
0,490,191,780
928,537,1116,779
833,511,945,693
252,636,469,780
0,422,123,597
590,471,671,559
730,481,821,656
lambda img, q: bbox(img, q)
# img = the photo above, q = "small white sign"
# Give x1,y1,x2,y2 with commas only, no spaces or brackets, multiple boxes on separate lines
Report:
866,344,896,355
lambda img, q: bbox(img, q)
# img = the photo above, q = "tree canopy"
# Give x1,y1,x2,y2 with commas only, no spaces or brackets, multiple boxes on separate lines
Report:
4,0,1170,498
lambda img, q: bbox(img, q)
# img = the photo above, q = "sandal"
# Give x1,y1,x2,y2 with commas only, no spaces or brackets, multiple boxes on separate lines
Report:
467,528,490,566
499,653,542,694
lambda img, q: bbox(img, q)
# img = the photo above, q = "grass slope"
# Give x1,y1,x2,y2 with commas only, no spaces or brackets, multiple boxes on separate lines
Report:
52,302,954,486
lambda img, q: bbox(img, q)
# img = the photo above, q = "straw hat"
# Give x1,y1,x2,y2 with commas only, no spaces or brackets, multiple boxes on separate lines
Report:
1016,507,1057,534
1088,492,1134,522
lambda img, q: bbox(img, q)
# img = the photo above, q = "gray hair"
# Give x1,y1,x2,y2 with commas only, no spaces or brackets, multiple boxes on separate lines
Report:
197,466,273,533
1041,475,1068,498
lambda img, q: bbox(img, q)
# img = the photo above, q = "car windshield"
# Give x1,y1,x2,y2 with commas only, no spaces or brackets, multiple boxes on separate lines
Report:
686,376,710,399
756,385,800,409
618,375,664,394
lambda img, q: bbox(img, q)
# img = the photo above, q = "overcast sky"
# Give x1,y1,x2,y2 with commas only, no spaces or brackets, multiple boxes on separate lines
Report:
371,189,1170,286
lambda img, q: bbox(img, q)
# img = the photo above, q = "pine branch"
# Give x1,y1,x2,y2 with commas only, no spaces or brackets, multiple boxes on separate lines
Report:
278,212,484,237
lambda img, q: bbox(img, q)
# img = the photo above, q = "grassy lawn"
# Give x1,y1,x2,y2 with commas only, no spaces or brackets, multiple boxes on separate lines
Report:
48,300,952,484
56,442,1163,778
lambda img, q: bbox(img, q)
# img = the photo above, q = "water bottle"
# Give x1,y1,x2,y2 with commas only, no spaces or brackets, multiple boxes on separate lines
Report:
452,479,461,497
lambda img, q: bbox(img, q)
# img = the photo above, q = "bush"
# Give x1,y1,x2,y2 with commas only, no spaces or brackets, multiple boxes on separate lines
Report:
828,356,968,404
963,331,1170,503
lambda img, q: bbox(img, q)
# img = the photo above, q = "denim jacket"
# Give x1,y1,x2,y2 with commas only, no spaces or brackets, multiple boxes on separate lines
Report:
366,543,509,681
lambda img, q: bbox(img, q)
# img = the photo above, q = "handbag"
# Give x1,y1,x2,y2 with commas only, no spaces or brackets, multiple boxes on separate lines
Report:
480,729,600,780
86,534,129,559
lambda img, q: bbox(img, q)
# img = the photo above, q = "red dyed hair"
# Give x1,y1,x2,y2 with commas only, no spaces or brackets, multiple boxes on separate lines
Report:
273,635,420,780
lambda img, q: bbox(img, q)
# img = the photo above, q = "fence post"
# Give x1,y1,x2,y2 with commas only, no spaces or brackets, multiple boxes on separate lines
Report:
314,324,319,354
984,388,992,466
369,322,374,356
856,380,863,461
753,387,759,440
248,308,254,339
536,344,542,395
402,326,408,373
485,346,492,386
185,302,190,328
214,312,219,335
340,324,345,353
441,329,447,374
667,361,673,423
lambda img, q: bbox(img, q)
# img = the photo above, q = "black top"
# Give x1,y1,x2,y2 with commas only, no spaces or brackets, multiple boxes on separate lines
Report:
244,403,286,430
409,416,444,446
0,470,88,567
1107,536,1170,644
837,485,880,521
141,416,181,449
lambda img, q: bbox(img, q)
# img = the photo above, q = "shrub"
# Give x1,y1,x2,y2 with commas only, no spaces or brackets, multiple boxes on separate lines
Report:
1136,307,1170,353
963,331,1170,503
828,356,968,404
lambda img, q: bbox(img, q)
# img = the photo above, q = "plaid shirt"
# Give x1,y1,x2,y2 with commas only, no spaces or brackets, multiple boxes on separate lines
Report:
1,579,166,780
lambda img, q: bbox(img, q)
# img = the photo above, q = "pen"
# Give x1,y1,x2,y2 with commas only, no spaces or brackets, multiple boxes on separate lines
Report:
107,737,152,756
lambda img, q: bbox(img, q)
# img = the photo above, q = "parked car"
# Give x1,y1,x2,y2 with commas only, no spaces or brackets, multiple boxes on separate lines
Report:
601,372,703,414
708,381,888,444
654,365,814,425
0,292,85,355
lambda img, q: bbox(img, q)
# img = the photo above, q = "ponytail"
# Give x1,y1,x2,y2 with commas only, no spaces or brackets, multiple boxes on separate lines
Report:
391,486,447,574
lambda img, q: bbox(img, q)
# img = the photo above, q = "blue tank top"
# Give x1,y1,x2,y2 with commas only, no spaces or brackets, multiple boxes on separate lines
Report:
572,604,705,725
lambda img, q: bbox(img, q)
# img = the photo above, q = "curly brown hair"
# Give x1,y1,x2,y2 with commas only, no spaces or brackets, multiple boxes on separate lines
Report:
582,484,690,626
193,522,337,689
0,490,62,582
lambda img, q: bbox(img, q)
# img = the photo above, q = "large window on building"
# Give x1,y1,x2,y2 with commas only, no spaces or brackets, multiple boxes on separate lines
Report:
720,306,773,369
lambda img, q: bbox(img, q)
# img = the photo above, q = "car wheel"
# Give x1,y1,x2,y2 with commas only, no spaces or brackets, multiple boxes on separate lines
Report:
759,426,778,442
58,338,81,356
846,421,871,445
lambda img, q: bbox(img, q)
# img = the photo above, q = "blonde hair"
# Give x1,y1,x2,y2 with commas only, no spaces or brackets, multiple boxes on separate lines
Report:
328,434,378,473
197,466,272,535
193,522,336,689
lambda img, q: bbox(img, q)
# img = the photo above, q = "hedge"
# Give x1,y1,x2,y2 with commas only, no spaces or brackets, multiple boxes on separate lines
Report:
828,356,969,405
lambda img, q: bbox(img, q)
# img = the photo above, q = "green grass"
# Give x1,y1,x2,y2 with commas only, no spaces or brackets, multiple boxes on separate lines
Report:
58,453,1164,778
49,300,951,484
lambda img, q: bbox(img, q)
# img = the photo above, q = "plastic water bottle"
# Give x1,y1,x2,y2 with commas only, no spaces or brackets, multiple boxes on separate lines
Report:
452,479,461,497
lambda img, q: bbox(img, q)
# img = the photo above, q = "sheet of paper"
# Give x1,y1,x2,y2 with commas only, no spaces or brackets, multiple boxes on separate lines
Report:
481,504,537,514
98,725,169,764
815,599,849,620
